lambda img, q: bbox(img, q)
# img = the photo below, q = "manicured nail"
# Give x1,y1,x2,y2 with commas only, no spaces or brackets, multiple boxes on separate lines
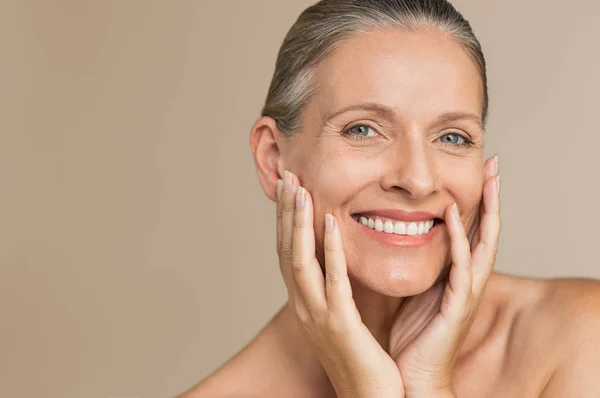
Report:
276,179,283,201
496,175,501,195
452,203,460,222
325,213,334,232
296,186,305,209
493,154,499,176
283,170,293,192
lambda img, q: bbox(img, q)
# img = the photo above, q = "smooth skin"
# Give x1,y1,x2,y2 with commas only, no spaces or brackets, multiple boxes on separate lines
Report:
180,28,600,398
272,161,499,398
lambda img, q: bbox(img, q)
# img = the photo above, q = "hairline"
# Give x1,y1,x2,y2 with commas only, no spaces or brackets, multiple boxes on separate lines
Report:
291,26,487,135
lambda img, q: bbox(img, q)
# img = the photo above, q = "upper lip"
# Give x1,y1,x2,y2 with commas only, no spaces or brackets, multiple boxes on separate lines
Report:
352,209,442,222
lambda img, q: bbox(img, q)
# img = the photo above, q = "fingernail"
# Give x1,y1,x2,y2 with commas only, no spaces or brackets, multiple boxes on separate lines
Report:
493,154,499,176
325,213,334,232
283,170,293,192
296,186,305,209
496,175,501,195
276,179,283,201
452,203,460,222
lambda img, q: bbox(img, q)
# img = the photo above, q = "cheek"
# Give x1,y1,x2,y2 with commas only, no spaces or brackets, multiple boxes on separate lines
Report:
446,165,484,222
295,149,384,263
298,147,382,210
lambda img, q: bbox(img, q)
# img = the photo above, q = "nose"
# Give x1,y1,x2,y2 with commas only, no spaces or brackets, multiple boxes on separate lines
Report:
380,138,439,200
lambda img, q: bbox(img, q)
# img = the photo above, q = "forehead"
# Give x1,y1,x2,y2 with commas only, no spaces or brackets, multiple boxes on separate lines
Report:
311,28,484,123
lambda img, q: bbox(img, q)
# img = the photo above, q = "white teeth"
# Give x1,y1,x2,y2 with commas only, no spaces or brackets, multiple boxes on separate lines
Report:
356,215,437,236
383,220,394,233
407,222,418,236
394,221,406,234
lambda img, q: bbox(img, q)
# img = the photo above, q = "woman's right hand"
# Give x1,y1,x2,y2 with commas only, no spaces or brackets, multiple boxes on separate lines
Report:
276,170,404,398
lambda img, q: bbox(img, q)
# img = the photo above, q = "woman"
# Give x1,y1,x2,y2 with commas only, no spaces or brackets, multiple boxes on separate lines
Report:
181,1,600,397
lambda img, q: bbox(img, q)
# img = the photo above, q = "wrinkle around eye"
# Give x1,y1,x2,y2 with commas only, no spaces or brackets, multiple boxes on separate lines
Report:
315,130,386,158
467,133,485,148
321,120,345,136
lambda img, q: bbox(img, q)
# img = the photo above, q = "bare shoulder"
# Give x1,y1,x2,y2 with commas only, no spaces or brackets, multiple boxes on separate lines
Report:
491,271,600,337
175,307,294,398
533,275,600,397
532,274,600,355
175,333,276,398
479,272,600,396
494,272,600,397
537,275,600,324
174,355,259,398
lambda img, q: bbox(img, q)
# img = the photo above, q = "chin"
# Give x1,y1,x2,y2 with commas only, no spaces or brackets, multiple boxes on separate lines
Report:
347,254,448,297
332,211,451,297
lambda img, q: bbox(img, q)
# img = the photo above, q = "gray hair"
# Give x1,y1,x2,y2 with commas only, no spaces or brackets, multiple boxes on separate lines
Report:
261,0,488,134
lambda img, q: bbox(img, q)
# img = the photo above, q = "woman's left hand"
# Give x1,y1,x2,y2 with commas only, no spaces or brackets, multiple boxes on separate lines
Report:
390,155,501,398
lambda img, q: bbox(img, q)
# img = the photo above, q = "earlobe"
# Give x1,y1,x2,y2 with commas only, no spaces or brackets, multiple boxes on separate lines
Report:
249,116,284,202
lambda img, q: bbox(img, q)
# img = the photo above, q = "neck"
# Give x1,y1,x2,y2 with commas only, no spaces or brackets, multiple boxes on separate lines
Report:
349,279,405,352
268,273,505,397
271,283,405,397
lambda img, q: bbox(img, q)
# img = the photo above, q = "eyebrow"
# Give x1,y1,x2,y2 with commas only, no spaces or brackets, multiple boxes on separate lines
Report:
322,102,485,131
435,111,485,131
322,102,396,124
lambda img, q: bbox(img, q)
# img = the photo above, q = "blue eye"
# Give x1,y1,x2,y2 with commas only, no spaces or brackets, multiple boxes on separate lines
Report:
438,132,472,147
345,124,376,139
439,133,463,144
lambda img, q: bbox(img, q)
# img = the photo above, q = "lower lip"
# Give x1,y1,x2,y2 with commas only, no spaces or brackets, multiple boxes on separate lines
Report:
352,218,443,247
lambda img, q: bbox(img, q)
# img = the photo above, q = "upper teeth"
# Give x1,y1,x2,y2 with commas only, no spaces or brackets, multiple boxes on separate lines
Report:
357,216,435,236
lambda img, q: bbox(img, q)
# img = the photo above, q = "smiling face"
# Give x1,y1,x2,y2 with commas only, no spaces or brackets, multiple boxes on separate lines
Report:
280,28,486,297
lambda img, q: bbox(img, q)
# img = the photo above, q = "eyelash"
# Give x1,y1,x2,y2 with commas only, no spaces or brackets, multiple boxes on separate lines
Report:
342,124,377,141
438,132,475,148
342,124,475,148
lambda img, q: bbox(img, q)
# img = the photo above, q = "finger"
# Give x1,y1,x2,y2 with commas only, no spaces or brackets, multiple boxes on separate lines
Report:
469,155,498,251
486,154,499,180
472,172,501,292
467,207,481,252
444,203,473,318
291,186,326,310
277,170,298,293
323,213,355,317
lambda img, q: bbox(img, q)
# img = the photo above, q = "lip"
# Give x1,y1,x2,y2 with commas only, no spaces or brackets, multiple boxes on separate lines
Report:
351,209,442,222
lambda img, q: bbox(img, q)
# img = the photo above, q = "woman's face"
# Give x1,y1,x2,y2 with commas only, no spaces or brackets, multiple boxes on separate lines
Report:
283,28,485,297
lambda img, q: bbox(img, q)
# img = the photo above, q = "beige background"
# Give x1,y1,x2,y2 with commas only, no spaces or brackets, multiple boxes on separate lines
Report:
1,1,599,397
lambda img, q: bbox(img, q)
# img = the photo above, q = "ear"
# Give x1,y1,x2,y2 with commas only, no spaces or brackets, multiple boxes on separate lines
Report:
249,116,286,202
